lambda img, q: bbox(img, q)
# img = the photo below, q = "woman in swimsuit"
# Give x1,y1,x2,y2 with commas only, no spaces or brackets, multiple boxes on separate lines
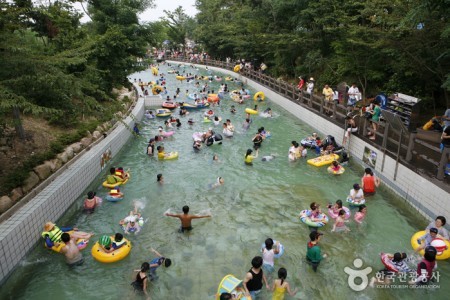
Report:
132,262,150,298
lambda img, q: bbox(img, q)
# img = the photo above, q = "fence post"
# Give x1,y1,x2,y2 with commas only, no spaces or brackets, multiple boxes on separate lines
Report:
437,147,450,180
307,92,312,108
381,123,389,149
332,102,337,120
405,132,416,161
362,118,368,136
319,96,324,114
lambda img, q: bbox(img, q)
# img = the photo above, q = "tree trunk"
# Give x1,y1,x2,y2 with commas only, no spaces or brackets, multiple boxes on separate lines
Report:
12,106,25,140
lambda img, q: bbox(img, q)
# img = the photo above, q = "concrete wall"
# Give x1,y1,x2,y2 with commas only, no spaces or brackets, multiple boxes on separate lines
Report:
174,61,450,224
0,96,145,284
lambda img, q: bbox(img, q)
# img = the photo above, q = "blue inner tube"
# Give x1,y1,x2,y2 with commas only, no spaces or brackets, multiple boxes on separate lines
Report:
106,195,123,202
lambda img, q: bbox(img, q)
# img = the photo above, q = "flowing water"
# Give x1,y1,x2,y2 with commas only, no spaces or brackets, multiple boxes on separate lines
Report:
0,64,448,300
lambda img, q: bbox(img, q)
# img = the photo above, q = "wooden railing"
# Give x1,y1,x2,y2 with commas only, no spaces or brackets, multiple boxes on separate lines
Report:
167,56,449,189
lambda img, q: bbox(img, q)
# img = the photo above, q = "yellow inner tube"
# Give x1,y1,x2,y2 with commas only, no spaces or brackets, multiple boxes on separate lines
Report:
233,65,241,72
91,237,131,263
327,166,345,175
245,108,258,115
253,91,265,101
176,76,186,81
45,230,88,253
158,152,179,160
225,76,233,81
411,230,450,260
152,85,163,95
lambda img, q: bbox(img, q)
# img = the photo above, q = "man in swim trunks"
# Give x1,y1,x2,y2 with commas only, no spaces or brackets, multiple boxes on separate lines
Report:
165,205,211,232
60,233,84,266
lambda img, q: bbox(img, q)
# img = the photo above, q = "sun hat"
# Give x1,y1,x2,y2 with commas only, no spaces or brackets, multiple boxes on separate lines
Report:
44,222,55,232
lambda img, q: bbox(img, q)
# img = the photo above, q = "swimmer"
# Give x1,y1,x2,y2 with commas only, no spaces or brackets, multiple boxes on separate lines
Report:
288,151,296,162
157,146,172,159
245,148,259,165
271,268,298,299
230,105,236,114
349,183,364,204
226,119,235,132
210,177,225,189
157,174,164,185
165,205,211,233
213,154,219,161
330,160,342,172
261,154,276,162
213,116,222,126
331,209,350,232
261,238,280,273
60,233,84,266
147,247,172,281
354,204,367,224
416,228,445,252
187,118,195,125
193,140,202,151
131,262,150,297
223,123,234,137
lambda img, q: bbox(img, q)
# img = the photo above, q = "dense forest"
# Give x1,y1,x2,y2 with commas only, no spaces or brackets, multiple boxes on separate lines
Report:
0,0,449,193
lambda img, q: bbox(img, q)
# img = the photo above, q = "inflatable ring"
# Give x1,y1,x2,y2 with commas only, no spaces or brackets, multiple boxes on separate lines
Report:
106,194,123,202
327,166,345,175
162,101,177,109
380,253,399,273
216,275,250,300
253,91,265,101
152,85,163,95
299,210,329,227
245,108,258,115
91,237,131,263
161,131,174,137
233,65,241,72
261,240,284,259
346,197,366,206
192,132,204,141
328,206,351,219
102,173,130,189
215,77,222,81
411,230,450,260
151,67,158,76
307,154,339,167
45,230,89,253
207,94,219,103
176,75,186,81
225,76,234,81
159,152,179,160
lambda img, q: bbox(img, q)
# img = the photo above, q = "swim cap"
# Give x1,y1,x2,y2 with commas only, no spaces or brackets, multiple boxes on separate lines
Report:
99,235,111,246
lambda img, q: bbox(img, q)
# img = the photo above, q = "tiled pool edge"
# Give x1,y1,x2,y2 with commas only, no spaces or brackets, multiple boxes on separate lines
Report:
0,97,145,284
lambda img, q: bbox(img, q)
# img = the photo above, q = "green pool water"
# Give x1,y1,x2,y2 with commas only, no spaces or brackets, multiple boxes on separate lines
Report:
0,64,448,300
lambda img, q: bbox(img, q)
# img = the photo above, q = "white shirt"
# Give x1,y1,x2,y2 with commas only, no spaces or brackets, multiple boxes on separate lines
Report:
350,189,364,200
348,86,360,100
307,82,314,94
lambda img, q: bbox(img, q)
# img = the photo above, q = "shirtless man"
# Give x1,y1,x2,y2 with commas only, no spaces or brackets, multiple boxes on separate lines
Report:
165,205,211,233
60,233,84,266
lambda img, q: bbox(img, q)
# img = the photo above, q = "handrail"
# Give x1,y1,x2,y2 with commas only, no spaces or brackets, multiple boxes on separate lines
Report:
167,56,449,186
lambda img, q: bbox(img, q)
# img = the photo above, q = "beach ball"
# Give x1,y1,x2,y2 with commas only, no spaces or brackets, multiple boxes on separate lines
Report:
431,238,447,254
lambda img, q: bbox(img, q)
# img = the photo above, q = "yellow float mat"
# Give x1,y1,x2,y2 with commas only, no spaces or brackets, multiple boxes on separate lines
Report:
307,154,339,167
176,75,186,81
411,230,450,260
102,173,130,189
216,274,251,300
92,237,131,263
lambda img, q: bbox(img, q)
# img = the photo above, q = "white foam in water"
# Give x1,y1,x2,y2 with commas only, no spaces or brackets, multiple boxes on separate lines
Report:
133,199,146,210
20,257,49,267
164,208,173,216
198,208,212,217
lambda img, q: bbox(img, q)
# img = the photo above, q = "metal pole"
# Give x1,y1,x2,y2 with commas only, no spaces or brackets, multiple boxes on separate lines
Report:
382,123,389,149
394,129,403,181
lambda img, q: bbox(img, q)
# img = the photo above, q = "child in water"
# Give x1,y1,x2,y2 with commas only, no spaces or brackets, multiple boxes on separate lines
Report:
271,268,298,300
331,209,350,232
330,160,342,172
210,177,225,189
354,204,367,224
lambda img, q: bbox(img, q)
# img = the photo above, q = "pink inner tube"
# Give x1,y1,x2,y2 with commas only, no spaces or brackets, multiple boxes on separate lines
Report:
327,206,351,219
242,95,251,99
162,131,174,137
380,253,399,273
215,77,222,81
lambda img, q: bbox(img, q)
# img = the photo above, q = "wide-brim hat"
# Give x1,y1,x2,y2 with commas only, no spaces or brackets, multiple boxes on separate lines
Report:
44,222,55,231
309,77,314,81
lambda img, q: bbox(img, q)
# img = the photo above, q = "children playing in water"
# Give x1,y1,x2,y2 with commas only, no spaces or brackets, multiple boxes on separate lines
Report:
210,177,225,189
416,228,444,252
83,191,102,213
272,268,298,300
349,183,364,204
131,262,150,298
262,238,280,273
42,222,93,248
306,231,326,272
148,247,172,280
245,149,259,165
165,205,211,232
354,204,367,224
331,209,350,232
157,174,164,185
243,256,270,299
330,160,342,172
